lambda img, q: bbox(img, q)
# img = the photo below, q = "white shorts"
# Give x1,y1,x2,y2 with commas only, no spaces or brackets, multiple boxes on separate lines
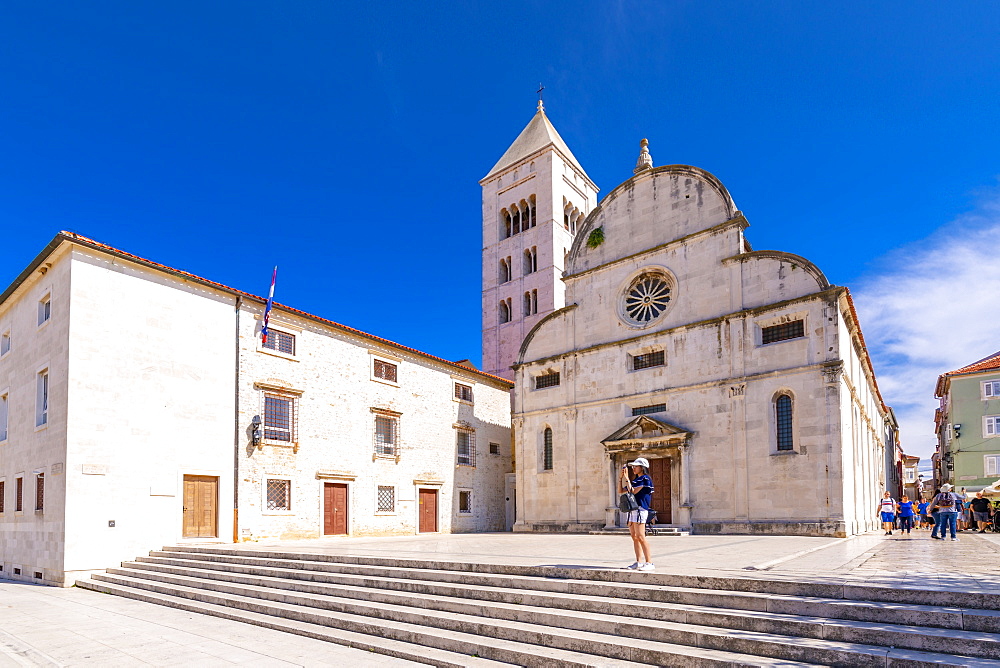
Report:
626,508,650,524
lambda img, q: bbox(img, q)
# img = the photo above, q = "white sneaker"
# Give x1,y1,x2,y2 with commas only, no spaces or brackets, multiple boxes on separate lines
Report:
625,562,640,570
952,538,959,541
638,563,656,571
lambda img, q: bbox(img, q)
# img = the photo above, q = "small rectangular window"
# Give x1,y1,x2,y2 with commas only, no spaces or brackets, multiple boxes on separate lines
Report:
374,359,398,383
0,331,9,356
986,416,1000,437
986,455,1000,476
377,486,395,512
35,474,44,512
0,481,5,513
262,329,296,355
0,393,8,441
633,351,665,370
374,414,397,456
263,393,294,442
984,381,1000,399
632,404,666,417
15,477,23,512
535,372,560,389
762,320,805,344
266,479,291,511
457,430,476,466
38,295,51,326
489,442,500,455
458,490,472,514
454,383,473,402
36,370,49,427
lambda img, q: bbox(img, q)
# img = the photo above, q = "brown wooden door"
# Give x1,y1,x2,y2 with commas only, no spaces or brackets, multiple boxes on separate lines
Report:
648,458,672,524
182,475,218,538
418,488,438,533
323,483,348,535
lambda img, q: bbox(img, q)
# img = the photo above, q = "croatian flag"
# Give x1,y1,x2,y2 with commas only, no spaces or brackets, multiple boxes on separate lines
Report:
261,266,277,344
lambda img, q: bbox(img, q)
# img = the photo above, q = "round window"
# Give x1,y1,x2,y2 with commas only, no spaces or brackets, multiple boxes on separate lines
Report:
622,273,672,326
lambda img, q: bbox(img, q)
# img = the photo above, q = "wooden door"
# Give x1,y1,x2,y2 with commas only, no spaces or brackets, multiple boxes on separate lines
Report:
182,475,218,538
323,483,349,535
648,458,672,524
418,488,438,533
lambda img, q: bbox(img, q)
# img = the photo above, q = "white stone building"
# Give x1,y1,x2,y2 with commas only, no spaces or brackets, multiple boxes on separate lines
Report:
508,137,890,537
0,232,512,585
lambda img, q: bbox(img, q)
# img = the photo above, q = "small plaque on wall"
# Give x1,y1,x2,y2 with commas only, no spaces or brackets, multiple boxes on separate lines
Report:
81,464,108,475
51,463,65,475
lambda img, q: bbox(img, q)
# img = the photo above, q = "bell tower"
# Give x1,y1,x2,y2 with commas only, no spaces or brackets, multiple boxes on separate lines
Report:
480,102,598,379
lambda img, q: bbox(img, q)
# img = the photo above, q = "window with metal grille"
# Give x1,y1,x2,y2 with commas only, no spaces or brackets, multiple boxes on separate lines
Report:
266,479,291,510
632,404,666,417
454,383,473,402
489,442,500,455
35,474,43,512
373,359,398,383
762,320,805,344
263,393,294,442
15,477,23,512
776,395,794,451
535,372,560,389
633,350,665,370
374,414,397,456
457,430,476,466
377,486,395,512
543,428,553,471
0,481,5,513
458,490,472,514
262,329,295,355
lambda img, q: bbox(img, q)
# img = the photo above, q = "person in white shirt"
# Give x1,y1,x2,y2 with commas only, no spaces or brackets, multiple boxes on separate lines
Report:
875,491,896,535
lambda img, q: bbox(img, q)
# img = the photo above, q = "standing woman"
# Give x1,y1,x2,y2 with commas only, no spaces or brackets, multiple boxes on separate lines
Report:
619,457,655,571
897,495,915,535
876,491,896,536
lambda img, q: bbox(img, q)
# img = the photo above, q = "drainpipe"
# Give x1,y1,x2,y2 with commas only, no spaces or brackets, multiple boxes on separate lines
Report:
233,296,242,543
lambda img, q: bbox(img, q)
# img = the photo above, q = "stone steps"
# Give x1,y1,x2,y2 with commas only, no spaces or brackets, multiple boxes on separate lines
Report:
76,545,1000,667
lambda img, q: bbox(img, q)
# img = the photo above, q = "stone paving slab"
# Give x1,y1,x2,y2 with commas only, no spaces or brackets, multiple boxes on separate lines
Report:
0,581,421,667
3,530,1000,665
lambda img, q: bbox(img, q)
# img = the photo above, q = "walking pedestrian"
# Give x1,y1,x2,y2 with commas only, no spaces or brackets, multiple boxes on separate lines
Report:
619,457,655,571
897,495,915,535
970,492,992,533
917,497,930,529
876,491,896,535
931,484,961,541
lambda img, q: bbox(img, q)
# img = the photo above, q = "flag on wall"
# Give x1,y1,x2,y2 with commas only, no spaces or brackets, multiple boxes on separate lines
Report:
261,266,277,344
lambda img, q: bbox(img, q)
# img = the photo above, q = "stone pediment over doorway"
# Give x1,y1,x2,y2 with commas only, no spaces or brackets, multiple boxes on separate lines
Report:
601,415,691,453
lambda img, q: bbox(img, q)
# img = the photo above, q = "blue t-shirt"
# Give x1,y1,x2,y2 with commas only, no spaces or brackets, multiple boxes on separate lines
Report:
917,502,929,515
631,474,654,510
898,501,914,517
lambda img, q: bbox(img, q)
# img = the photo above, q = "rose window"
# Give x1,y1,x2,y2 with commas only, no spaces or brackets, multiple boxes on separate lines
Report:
623,274,672,324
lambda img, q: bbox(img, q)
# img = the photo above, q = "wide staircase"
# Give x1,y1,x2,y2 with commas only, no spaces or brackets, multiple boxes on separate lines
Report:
76,545,1000,667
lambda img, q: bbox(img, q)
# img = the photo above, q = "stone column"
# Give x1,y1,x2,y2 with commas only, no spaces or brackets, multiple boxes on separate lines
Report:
605,452,619,529
678,442,693,527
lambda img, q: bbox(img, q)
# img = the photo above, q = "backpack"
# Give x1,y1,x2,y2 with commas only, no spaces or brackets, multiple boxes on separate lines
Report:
936,493,955,509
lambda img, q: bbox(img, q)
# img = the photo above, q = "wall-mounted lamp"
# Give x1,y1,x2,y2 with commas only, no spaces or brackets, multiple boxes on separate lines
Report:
251,415,263,447
953,423,962,438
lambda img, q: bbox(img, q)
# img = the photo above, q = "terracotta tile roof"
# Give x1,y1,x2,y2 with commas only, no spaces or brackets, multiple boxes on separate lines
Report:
948,350,1000,376
11,231,513,388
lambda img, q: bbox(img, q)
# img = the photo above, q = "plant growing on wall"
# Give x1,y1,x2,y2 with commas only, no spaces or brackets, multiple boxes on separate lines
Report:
586,227,605,249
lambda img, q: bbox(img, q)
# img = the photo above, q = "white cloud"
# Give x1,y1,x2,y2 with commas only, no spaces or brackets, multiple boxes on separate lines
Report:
854,189,1000,460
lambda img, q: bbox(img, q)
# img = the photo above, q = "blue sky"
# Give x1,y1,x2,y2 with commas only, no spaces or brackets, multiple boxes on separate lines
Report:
3,2,999,458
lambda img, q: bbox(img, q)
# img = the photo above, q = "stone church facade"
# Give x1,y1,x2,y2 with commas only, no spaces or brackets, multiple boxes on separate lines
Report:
493,116,889,537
